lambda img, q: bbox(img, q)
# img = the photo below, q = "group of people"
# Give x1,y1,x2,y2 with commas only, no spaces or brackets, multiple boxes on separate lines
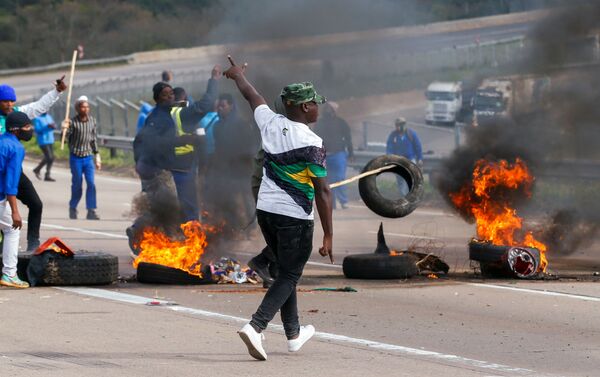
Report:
0,78,101,289
1,57,425,359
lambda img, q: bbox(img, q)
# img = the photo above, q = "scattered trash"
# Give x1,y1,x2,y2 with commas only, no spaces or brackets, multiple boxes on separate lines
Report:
307,309,319,313
312,286,357,292
210,257,259,284
145,300,179,306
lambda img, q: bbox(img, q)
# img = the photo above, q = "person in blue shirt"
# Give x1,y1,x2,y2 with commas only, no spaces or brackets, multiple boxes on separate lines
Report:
32,113,57,181
386,117,423,195
0,112,34,288
136,102,154,134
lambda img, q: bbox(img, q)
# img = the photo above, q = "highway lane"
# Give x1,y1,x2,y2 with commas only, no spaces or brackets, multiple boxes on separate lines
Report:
1,159,597,376
4,20,533,100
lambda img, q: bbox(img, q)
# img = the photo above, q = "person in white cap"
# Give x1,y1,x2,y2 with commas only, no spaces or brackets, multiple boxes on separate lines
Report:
64,95,101,220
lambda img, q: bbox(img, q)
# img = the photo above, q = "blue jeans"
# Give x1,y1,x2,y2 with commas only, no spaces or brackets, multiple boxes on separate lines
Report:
326,151,348,208
69,154,96,209
171,169,199,222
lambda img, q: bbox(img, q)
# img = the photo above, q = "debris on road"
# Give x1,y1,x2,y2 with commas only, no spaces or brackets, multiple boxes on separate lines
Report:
312,286,357,292
343,223,449,279
210,257,259,285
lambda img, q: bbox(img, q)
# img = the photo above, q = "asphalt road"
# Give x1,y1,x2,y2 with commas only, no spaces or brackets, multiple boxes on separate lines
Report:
4,21,532,100
1,160,598,377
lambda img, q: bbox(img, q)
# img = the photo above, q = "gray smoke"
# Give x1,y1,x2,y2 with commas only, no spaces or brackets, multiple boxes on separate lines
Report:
437,4,600,255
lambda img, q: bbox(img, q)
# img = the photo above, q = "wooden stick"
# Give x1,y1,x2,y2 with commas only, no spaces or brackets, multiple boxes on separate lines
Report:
60,50,78,150
329,164,396,189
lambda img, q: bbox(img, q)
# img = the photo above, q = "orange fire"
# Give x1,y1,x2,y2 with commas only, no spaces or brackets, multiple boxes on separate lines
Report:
450,158,548,271
132,221,215,276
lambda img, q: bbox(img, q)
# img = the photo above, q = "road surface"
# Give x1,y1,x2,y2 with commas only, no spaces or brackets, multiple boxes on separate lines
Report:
0,160,598,377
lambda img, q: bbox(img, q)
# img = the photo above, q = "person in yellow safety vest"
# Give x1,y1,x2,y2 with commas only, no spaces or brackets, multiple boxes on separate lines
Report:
133,66,220,222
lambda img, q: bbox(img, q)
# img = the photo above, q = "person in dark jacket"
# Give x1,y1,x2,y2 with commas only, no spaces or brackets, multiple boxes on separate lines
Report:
314,102,353,209
133,65,220,222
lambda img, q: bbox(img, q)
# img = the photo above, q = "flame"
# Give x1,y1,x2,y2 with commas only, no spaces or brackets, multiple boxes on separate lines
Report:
427,273,439,279
132,221,215,276
390,250,403,256
449,158,548,272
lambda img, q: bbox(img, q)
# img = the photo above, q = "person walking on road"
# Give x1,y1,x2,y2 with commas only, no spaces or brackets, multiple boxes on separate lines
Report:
386,117,423,195
32,113,57,182
0,112,35,288
65,95,101,220
224,56,333,361
314,101,353,209
0,77,67,251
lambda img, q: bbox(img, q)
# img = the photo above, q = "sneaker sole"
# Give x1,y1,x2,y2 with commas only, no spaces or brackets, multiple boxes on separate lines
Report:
238,331,267,361
0,280,29,289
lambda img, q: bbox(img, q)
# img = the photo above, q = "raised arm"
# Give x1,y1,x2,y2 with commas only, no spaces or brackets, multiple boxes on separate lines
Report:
180,65,220,129
223,56,266,111
18,76,66,119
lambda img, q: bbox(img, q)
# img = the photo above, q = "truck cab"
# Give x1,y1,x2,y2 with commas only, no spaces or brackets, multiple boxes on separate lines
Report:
425,81,462,126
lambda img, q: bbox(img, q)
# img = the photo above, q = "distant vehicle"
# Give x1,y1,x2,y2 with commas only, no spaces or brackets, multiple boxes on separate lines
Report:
472,75,550,126
425,81,462,126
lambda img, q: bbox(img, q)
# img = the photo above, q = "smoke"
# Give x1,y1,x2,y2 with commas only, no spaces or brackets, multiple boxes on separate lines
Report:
130,172,182,237
436,3,600,255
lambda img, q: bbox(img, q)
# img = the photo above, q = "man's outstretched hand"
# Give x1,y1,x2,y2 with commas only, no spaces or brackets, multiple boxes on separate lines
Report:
55,75,67,92
223,55,248,80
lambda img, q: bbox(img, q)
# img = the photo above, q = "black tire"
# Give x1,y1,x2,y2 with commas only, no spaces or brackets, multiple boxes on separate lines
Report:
468,242,509,262
40,251,118,285
137,262,213,284
469,242,514,278
343,253,419,279
358,155,424,218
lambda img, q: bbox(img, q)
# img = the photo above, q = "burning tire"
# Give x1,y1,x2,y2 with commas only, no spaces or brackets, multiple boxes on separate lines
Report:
469,241,543,279
136,262,213,284
343,253,419,279
358,155,424,218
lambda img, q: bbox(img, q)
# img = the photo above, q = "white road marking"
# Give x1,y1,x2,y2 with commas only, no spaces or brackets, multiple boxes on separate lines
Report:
469,283,600,303
367,230,437,240
59,287,540,376
37,222,128,240
236,251,343,269
23,161,140,186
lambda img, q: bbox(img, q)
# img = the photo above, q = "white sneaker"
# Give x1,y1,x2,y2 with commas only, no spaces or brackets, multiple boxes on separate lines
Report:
238,323,267,361
287,325,315,352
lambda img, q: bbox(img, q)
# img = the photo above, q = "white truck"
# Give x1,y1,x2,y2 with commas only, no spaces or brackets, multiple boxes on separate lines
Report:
425,81,462,126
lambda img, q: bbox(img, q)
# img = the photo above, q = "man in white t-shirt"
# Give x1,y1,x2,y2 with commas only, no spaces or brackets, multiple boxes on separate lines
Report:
223,56,333,361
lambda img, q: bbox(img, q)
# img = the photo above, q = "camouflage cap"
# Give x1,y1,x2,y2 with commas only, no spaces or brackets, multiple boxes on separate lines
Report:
280,82,326,106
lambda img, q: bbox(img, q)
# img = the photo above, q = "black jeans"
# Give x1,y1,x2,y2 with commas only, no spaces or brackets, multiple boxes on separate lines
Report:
17,173,42,248
35,144,54,177
250,210,314,339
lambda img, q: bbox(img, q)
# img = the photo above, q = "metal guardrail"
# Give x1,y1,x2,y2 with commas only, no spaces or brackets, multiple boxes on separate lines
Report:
0,54,134,76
